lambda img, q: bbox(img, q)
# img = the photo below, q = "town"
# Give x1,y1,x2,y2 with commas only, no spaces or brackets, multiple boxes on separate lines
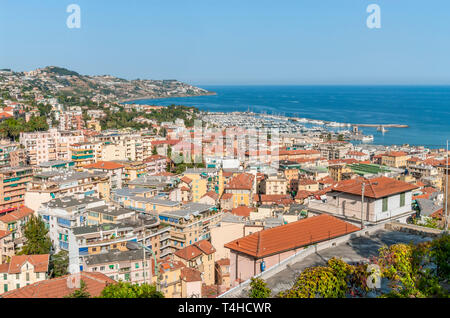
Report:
0,66,448,299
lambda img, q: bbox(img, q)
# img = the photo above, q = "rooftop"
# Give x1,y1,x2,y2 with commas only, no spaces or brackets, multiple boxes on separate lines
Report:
225,214,360,258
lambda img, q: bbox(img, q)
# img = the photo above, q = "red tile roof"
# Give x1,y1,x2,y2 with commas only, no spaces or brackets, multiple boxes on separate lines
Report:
231,206,253,218
331,176,418,199
180,176,192,184
201,191,219,201
225,214,360,258
1,272,115,298
226,173,254,190
0,206,34,224
84,161,124,170
2,254,50,274
180,267,202,282
174,240,216,261
0,230,11,239
383,151,408,157
221,193,233,200
295,190,314,200
216,258,230,266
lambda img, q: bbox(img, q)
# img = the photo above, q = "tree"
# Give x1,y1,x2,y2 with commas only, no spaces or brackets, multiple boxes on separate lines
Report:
18,215,52,255
98,282,164,298
64,280,91,298
249,277,272,298
50,250,69,278
152,146,158,155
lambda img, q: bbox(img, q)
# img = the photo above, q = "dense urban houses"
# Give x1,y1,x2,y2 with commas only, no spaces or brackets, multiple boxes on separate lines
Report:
0,167,33,215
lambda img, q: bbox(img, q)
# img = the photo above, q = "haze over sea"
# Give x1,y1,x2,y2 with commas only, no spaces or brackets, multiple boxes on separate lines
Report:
130,86,450,148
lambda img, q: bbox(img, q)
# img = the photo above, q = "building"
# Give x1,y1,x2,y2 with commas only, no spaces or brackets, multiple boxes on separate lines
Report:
0,272,114,298
25,170,110,211
143,155,167,176
20,128,84,165
225,214,359,285
0,166,33,216
83,249,152,284
0,142,26,168
70,142,102,170
83,161,125,193
158,203,221,250
308,176,418,224
0,254,50,294
260,174,287,195
0,230,14,263
221,173,255,209
381,151,409,168
0,206,35,249
173,239,216,286
317,141,353,160
38,195,105,253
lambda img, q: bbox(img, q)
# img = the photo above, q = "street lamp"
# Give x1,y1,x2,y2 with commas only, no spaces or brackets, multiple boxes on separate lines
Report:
126,241,160,291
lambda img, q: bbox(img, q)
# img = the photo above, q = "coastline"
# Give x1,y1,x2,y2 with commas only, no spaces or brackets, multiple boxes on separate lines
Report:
120,91,217,104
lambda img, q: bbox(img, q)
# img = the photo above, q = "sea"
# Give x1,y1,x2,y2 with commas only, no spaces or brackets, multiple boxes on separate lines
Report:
127,85,450,148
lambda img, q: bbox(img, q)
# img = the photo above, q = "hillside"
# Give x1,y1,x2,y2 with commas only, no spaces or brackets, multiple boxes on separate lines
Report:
0,66,215,102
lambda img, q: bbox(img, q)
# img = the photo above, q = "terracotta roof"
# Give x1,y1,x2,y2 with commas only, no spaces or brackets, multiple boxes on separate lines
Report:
1,272,115,298
231,206,253,218
224,214,360,258
193,240,216,255
331,176,418,199
0,254,50,274
221,193,233,200
174,240,215,261
346,151,367,156
201,191,219,201
226,173,254,190
180,267,202,282
143,155,167,162
298,178,318,186
295,190,314,200
155,171,175,177
0,230,11,239
383,151,408,157
180,176,192,184
83,161,124,170
0,206,34,224
0,112,13,119
216,258,230,266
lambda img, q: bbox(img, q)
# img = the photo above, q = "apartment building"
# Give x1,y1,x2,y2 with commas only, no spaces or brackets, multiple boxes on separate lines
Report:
260,174,287,195
317,141,353,160
0,230,14,263
38,195,105,252
83,161,125,193
173,239,216,286
83,249,152,284
58,110,84,131
0,206,35,249
381,151,409,168
221,173,255,209
25,170,110,211
143,155,167,175
70,142,102,170
20,128,84,165
0,142,26,168
0,166,33,215
158,203,221,250
0,254,49,294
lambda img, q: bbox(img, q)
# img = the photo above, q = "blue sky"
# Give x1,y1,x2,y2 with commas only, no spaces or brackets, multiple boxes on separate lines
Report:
0,0,449,85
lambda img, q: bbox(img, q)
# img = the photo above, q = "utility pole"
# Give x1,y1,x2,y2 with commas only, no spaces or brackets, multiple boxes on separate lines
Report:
361,181,365,229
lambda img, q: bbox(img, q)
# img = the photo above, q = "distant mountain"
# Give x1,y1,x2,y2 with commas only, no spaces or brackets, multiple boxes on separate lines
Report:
9,66,215,102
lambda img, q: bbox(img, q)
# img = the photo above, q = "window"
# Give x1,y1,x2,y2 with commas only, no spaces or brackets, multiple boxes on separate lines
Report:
16,283,20,289
36,273,40,279
3,274,6,280
109,265,114,270
400,193,405,207
3,284,7,292
135,263,139,269
26,273,30,281
382,198,388,212
16,274,19,280
100,266,105,271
